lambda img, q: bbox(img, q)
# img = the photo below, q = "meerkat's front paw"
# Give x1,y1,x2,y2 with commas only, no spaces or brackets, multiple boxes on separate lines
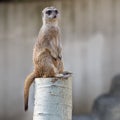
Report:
58,53,62,60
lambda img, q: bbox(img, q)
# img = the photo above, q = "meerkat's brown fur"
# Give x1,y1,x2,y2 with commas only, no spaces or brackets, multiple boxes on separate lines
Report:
24,7,64,111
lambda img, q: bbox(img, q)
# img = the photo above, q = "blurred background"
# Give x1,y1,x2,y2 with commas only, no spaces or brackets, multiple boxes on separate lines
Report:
0,0,120,120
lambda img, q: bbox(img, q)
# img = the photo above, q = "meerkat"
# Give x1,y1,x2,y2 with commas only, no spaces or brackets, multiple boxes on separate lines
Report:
24,7,65,111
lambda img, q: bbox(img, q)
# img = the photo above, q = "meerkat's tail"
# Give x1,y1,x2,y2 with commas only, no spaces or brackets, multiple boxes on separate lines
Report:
24,72,38,111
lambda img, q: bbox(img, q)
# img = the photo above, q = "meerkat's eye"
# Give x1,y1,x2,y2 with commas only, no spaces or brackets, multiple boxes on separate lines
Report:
55,10,58,14
46,10,52,15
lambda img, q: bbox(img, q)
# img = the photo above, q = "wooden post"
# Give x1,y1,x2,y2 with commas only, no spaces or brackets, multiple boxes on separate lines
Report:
33,77,72,120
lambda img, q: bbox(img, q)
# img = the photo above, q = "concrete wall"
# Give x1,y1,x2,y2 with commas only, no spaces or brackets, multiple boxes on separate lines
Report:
0,0,120,119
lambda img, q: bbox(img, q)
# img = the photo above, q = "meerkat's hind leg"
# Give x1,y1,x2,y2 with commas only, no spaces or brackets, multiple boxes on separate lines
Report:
50,64,65,82
43,64,59,78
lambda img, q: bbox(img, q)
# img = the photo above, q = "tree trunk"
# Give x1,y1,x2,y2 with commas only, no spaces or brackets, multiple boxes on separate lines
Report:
33,77,72,120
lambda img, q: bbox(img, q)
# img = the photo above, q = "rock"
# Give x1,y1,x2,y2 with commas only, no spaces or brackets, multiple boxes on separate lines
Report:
73,75,120,120
110,74,120,96
73,115,99,120
92,94,120,120
73,74,120,120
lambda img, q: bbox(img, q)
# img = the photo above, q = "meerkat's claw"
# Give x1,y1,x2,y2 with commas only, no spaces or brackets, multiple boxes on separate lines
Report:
55,72,72,79
62,74,72,79
61,71,72,79
62,71,72,75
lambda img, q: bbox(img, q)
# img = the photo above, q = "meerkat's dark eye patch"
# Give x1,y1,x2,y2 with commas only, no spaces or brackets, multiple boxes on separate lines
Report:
54,10,58,14
46,10,52,15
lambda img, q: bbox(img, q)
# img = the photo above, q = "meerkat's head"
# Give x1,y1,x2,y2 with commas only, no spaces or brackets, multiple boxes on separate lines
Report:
42,7,60,25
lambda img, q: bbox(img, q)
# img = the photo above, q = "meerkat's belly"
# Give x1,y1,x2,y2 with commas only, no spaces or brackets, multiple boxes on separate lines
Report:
34,49,63,77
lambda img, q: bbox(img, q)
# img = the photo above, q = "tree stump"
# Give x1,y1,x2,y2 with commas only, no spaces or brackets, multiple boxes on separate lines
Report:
33,77,72,120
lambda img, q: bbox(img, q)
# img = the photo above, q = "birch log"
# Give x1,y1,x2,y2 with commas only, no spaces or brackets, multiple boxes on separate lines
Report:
33,77,72,120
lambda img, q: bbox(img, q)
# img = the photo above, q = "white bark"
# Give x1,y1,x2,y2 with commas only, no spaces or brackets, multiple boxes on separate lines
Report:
33,77,72,120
